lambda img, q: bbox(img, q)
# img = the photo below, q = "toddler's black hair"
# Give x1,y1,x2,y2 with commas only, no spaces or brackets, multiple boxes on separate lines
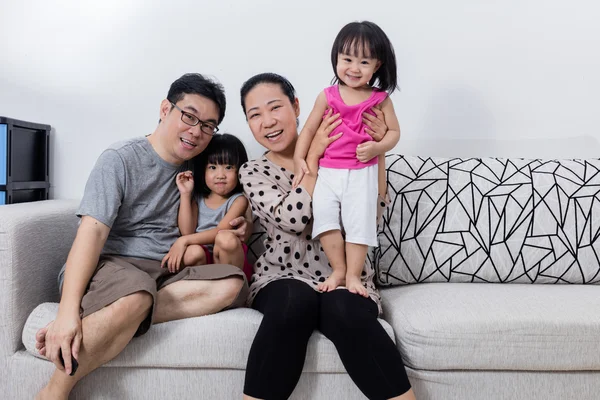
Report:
193,133,249,198
331,21,398,94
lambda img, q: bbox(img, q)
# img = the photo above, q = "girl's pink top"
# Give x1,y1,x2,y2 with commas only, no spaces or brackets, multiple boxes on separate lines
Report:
319,85,388,169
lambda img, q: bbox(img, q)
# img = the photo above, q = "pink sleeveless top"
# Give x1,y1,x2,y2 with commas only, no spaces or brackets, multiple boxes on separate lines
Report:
319,85,388,169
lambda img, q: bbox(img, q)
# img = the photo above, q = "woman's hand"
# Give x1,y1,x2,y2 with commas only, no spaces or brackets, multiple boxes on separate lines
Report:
306,109,343,165
362,107,388,142
228,215,252,242
176,171,194,196
356,107,389,163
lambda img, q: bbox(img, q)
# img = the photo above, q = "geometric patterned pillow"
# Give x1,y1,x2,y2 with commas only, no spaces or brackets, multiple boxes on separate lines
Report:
246,215,267,266
375,155,600,286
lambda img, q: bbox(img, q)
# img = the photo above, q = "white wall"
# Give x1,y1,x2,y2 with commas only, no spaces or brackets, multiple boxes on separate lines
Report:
1,0,599,199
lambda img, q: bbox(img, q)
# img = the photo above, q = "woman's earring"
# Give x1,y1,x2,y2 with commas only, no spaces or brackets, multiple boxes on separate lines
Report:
296,118,300,127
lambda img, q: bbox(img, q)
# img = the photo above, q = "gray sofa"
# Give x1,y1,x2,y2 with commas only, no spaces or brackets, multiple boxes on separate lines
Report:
2,154,600,399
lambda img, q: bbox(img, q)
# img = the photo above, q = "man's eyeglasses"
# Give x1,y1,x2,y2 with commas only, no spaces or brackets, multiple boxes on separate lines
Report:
170,102,219,136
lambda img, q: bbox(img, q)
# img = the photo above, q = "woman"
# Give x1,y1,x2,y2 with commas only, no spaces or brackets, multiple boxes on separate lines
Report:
239,73,416,400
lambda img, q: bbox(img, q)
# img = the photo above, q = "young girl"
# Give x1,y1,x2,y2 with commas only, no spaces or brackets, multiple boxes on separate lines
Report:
293,21,400,297
162,133,253,282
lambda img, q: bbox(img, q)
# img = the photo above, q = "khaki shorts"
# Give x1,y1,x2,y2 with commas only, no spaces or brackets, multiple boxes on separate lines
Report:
79,255,249,336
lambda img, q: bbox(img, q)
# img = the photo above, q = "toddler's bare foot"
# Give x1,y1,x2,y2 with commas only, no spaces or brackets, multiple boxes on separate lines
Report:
318,270,345,292
346,275,369,297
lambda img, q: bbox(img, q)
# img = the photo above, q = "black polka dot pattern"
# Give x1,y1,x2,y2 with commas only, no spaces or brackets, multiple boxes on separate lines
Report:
238,156,382,313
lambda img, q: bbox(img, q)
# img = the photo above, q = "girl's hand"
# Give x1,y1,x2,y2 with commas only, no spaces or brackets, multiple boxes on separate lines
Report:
292,158,310,188
356,141,380,163
306,109,343,163
176,171,194,195
162,237,188,273
362,107,388,142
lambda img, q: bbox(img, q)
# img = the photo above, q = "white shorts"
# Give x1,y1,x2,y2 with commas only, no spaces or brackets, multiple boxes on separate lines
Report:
312,165,378,247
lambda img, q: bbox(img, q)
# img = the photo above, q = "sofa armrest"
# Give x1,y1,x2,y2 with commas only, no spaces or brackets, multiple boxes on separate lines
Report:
0,200,79,356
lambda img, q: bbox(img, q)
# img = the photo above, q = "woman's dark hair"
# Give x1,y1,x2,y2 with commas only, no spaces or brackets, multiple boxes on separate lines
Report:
167,73,227,124
240,73,296,115
331,21,398,94
192,133,249,198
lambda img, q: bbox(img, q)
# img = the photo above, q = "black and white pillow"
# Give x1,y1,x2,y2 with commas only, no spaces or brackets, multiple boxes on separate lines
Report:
375,155,600,286
246,215,267,266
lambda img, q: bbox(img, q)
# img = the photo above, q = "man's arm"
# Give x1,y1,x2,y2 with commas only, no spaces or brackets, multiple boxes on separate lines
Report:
44,216,109,374
60,216,110,310
40,146,125,376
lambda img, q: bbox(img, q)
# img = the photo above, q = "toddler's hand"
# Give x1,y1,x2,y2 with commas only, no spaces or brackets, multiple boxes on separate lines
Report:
356,141,380,163
292,158,310,188
176,171,194,195
161,237,188,273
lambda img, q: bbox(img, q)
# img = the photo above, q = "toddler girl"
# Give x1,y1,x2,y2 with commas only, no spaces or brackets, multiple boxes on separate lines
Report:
163,133,253,282
293,21,400,296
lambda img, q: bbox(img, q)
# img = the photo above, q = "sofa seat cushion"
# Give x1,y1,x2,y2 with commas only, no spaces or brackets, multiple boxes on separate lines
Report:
22,302,395,373
380,283,600,371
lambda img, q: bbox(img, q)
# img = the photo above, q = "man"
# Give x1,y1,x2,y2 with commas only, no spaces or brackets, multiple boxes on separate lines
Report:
34,73,249,400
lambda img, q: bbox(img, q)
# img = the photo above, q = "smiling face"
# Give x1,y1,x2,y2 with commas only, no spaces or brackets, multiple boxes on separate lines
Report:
158,93,219,164
336,50,381,89
243,83,300,155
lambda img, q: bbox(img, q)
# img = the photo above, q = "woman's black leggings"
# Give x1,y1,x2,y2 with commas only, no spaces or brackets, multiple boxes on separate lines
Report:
243,279,412,400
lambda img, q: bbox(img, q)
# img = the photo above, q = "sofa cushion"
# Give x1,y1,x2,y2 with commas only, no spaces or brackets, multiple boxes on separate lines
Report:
376,155,600,285
22,302,395,373
380,283,600,371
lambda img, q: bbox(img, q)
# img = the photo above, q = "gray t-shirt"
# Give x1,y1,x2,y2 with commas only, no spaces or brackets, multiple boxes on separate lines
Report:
59,137,182,286
196,192,244,250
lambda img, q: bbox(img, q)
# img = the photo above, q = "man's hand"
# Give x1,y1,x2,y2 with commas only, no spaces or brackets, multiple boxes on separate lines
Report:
162,237,189,273
176,171,194,196
41,311,82,376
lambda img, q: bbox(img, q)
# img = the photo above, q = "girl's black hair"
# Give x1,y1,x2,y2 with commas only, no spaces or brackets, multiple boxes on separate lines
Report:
192,133,249,198
331,21,398,94
240,72,296,115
